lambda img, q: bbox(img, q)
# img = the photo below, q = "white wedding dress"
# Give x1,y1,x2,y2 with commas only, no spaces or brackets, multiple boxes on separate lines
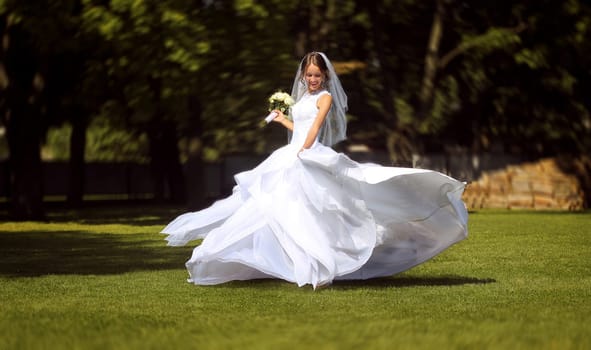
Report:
162,90,468,288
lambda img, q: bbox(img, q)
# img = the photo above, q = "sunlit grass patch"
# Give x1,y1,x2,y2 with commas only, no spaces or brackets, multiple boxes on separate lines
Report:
0,207,589,349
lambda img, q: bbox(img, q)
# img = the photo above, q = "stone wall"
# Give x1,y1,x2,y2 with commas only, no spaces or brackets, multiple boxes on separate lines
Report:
462,156,590,211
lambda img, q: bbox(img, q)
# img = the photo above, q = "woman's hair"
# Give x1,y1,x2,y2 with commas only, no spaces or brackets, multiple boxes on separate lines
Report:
290,51,348,146
299,52,330,82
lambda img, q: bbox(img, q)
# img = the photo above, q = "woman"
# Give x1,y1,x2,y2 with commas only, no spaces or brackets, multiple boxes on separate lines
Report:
162,52,468,289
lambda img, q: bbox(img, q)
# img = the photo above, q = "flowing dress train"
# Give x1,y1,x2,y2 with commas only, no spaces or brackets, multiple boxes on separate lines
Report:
162,90,468,288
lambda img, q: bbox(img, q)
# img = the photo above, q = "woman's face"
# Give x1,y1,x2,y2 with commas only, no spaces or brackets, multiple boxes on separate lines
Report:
305,63,324,93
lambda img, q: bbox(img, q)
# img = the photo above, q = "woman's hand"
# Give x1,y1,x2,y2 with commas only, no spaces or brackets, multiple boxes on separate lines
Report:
297,147,307,159
271,110,287,123
270,110,294,131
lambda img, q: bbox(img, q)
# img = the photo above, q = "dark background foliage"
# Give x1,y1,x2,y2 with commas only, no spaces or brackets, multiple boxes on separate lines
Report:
1,0,590,219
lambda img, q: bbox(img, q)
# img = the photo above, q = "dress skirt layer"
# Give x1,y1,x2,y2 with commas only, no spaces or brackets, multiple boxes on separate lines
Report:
162,143,468,288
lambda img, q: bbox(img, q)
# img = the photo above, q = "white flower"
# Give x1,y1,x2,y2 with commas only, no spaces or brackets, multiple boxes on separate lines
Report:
267,90,295,118
271,92,287,102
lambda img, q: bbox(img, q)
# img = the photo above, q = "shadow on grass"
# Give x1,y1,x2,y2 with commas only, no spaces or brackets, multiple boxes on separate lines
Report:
213,275,496,290
330,275,496,289
0,230,193,277
43,204,186,226
0,203,187,226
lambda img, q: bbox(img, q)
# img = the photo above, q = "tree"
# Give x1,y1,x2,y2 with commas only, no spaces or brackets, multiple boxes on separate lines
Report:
347,0,591,164
81,0,297,206
0,0,92,218
81,0,225,204
438,0,591,156
0,18,44,219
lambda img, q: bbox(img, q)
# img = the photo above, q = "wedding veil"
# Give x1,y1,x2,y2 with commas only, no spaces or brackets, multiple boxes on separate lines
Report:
290,52,348,147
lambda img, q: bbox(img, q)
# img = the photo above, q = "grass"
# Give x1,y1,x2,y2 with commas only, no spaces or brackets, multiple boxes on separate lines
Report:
0,206,589,350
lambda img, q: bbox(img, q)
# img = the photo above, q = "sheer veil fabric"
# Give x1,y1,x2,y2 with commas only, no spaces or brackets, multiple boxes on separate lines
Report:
290,52,347,147
161,53,469,289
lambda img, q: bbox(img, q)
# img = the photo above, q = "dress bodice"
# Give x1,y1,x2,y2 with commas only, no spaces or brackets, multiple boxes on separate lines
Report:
289,90,330,146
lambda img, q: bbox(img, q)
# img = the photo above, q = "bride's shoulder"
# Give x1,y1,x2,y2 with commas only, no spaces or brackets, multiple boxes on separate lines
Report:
316,90,332,108
309,89,330,97
318,90,332,100
315,90,331,101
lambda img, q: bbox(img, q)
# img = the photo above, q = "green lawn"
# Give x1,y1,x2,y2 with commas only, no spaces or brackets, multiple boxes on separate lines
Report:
0,206,589,350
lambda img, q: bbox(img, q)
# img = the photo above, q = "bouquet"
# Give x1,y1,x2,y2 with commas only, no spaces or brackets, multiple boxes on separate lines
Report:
263,91,295,124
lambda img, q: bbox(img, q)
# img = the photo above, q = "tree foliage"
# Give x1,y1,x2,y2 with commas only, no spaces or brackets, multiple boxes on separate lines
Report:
1,0,590,217
331,0,591,162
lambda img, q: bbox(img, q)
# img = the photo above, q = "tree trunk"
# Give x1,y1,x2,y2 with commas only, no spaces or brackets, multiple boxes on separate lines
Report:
308,0,336,50
6,101,44,220
365,2,416,164
418,0,445,120
293,2,308,57
147,77,185,204
184,97,205,211
148,121,185,204
67,113,87,207
3,23,44,220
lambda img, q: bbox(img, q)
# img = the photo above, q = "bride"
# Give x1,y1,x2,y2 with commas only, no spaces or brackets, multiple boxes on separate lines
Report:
162,52,468,289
